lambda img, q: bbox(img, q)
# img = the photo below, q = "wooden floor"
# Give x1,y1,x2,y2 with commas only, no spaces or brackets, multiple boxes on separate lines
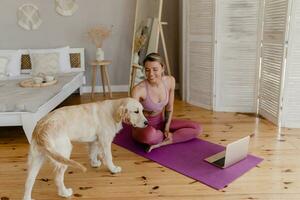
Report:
1,93,300,200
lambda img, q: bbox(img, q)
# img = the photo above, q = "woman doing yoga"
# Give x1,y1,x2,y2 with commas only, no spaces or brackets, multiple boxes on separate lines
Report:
131,53,202,152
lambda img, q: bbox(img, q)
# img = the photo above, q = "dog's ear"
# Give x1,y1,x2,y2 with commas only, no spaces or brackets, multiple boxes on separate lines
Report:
114,105,128,123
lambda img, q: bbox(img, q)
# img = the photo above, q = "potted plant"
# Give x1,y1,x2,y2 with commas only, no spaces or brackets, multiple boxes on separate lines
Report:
87,25,112,61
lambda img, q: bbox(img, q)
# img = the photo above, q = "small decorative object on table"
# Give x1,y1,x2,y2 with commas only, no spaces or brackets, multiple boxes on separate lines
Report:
32,76,43,84
96,47,104,61
87,25,112,61
45,75,55,82
20,78,57,88
20,73,57,88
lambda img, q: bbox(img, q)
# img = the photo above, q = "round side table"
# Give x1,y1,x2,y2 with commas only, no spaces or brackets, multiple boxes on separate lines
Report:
90,60,112,99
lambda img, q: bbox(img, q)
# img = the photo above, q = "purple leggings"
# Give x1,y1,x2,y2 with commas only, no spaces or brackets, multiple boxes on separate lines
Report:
132,113,202,145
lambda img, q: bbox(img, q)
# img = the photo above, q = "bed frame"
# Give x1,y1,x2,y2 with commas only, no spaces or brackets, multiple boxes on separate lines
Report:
0,48,86,143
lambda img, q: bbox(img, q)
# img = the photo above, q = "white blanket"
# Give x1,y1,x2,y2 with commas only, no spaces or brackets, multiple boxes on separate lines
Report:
0,72,81,112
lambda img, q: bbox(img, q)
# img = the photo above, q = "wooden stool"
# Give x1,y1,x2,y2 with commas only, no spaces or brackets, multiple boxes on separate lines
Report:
90,60,112,99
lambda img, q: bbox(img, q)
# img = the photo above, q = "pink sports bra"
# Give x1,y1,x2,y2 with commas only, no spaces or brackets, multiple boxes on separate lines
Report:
141,80,169,112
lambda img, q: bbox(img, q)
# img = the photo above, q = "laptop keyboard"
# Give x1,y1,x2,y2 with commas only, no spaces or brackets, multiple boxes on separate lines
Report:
212,157,225,167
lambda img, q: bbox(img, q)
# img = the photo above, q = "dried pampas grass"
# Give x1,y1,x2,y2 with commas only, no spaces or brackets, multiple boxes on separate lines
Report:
134,34,147,53
87,25,112,48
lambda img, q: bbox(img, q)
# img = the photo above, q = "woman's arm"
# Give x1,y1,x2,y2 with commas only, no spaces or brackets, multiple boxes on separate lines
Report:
131,82,145,102
131,86,140,100
164,76,175,138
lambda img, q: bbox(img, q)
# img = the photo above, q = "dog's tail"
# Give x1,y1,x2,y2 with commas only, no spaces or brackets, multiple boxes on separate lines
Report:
32,119,86,172
38,140,87,173
43,146,87,172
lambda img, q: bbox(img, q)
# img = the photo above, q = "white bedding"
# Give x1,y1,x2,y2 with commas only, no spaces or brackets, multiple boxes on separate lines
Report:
0,72,82,112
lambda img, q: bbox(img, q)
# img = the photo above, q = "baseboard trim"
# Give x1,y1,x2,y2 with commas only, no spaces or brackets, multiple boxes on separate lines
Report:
81,85,129,93
81,83,179,94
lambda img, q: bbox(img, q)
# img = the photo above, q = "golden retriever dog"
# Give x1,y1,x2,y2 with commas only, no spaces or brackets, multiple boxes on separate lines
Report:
23,97,148,200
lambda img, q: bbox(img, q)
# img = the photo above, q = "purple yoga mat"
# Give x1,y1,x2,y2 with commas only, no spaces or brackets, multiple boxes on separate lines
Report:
113,126,263,190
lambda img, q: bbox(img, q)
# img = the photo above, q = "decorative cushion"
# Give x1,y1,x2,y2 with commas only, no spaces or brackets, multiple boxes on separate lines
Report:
0,57,8,74
0,57,9,80
0,50,22,76
29,46,71,72
30,53,60,76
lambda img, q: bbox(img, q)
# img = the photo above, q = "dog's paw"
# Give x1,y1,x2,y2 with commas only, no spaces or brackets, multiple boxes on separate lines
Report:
58,188,73,198
110,166,122,174
90,159,102,168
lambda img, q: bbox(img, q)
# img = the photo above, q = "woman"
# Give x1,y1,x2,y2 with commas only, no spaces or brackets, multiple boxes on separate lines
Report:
131,53,202,152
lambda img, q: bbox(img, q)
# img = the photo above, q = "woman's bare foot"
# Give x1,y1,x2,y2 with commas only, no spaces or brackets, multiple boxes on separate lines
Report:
146,143,160,153
146,137,173,153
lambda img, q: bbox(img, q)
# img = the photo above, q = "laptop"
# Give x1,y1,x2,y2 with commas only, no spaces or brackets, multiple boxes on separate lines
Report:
204,136,250,168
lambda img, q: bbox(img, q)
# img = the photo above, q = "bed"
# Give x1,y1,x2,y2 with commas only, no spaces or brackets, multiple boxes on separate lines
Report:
0,48,85,143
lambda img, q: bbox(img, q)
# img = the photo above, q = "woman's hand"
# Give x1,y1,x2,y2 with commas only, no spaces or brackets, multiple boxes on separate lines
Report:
164,130,172,141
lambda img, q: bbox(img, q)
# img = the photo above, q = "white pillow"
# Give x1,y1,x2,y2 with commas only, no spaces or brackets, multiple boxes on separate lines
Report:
0,57,9,80
0,57,8,74
29,46,71,73
0,50,22,76
30,53,60,76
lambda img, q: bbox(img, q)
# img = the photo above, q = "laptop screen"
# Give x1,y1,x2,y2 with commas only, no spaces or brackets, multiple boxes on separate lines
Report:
212,157,225,167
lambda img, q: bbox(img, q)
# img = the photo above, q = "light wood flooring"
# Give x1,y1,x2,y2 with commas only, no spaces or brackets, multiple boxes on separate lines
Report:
0,93,300,200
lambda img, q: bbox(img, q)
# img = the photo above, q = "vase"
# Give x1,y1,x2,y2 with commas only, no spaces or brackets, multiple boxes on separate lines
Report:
133,52,139,64
96,48,104,61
